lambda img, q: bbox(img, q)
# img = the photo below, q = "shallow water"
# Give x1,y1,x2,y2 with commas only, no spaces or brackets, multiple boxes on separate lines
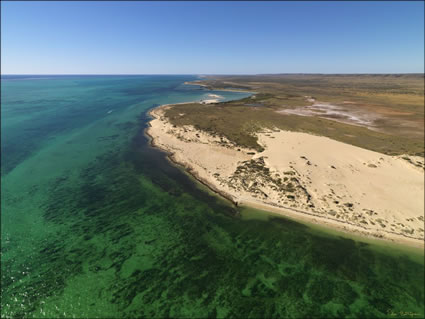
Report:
1,75,424,318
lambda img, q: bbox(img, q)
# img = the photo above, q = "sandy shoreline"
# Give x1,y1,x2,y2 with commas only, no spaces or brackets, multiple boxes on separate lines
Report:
184,81,257,94
146,103,425,249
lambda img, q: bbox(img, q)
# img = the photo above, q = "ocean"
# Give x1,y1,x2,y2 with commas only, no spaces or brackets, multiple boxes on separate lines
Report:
1,75,423,318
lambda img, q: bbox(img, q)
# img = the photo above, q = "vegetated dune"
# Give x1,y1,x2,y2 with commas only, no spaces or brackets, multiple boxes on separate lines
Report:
147,105,424,247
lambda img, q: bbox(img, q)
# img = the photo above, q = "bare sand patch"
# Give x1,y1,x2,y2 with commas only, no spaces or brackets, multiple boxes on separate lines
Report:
278,101,379,129
147,105,424,247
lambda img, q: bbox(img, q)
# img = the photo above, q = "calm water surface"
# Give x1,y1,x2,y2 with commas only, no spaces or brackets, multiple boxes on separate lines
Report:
1,75,423,318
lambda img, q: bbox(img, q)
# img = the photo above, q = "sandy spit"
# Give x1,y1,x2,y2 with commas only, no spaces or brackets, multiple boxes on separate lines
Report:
184,81,257,94
146,104,425,248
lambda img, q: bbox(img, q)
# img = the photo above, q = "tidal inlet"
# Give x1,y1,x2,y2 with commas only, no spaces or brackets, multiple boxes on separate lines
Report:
1,74,424,318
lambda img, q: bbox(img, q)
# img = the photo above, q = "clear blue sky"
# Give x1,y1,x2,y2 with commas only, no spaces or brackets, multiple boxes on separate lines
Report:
1,1,424,74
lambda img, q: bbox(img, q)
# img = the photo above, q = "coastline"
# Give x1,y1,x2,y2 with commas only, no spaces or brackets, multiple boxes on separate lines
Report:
183,81,258,94
145,125,238,208
145,102,425,250
144,81,254,205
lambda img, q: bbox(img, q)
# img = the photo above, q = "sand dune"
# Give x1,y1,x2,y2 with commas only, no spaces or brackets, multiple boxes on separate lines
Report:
147,105,424,247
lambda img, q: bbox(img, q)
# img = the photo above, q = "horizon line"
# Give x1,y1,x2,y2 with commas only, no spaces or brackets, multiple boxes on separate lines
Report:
2,72,424,76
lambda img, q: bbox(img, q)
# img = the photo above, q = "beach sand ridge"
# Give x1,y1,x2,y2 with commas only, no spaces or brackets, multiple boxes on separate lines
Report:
147,105,424,247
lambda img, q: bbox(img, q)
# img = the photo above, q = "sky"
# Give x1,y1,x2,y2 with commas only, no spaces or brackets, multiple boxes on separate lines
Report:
1,1,424,74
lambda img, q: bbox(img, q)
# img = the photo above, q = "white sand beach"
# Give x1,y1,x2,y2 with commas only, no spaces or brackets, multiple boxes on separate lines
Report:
147,104,425,247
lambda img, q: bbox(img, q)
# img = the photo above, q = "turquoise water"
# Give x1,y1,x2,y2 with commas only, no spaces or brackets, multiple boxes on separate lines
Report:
1,75,423,318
